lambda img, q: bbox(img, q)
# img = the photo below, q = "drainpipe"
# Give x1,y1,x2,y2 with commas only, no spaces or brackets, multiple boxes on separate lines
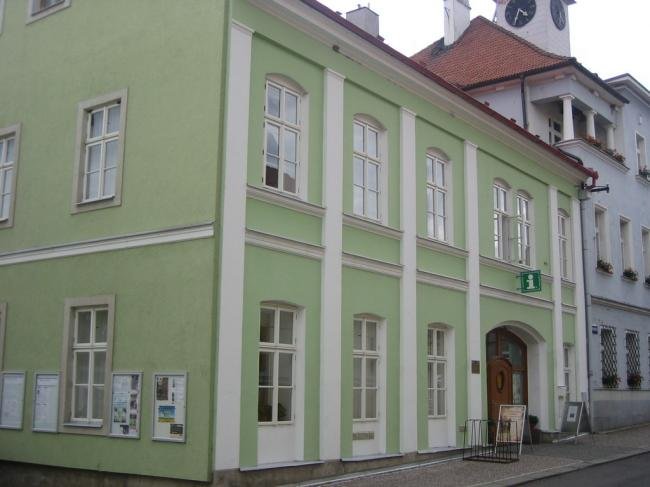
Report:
520,75,529,130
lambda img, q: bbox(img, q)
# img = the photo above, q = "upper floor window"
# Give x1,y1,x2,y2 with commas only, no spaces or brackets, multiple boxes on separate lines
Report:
548,118,562,145
636,133,647,175
263,79,302,195
642,228,649,281
595,206,610,266
258,305,295,424
493,182,510,261
427,326,447,418
515,193,533,266
27,0,70,24
72,90,127,213
426,152,449,242
558,210,571,279
619,217,633,273
353,118,384,221
353,317,380,420
0,125,20,229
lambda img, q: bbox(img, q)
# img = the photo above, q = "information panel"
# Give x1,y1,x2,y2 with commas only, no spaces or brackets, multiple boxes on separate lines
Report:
110,372,142,438
496,404,527,454
152,373,186,442
0,372,26,429
32,373,59,432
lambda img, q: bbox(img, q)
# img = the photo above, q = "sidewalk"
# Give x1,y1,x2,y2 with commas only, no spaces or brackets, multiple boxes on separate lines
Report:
298,424,650,487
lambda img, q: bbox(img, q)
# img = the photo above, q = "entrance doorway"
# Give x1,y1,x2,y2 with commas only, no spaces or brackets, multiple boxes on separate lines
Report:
486,328,528,422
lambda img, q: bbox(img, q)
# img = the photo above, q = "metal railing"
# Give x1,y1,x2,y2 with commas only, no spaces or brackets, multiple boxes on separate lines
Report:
463,419,521,463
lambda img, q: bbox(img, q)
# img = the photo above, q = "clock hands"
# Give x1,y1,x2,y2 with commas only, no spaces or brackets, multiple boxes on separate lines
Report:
514,8,528,26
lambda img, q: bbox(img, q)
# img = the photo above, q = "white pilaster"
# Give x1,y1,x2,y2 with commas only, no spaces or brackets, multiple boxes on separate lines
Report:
572,198,589,400
320,68,345,461
548,186,564,429
606,124,616,150
560,95,575,141
464,140,482,420
214,21,254,470
399,107,418,452
586,110,596,138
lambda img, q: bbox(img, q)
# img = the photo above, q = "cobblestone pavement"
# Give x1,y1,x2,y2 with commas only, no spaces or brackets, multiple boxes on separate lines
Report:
304,424,650,487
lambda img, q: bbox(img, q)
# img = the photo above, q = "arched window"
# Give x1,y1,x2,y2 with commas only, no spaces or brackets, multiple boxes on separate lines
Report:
353,116,385,221
426,150,450,242
263,76,306,195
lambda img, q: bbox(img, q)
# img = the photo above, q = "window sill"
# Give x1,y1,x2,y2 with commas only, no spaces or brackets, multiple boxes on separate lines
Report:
258,421,295,426
26,0,71,25
343,212,402,240
63,421,103,429
72,195,120,214
636,175,650,186
352,418,379,423
427,415,448,420
595,268,614,277
246,184,325,217
621,275,639,284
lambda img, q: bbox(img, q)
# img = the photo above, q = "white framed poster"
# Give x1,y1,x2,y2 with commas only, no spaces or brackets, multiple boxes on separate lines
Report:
32,373,59,433
0,371,26,429
110,372,142,438
152,372,186,442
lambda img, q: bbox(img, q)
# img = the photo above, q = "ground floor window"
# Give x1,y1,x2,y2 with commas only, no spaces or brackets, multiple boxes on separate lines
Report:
600,326,617,387
427,327,447,417
625,330,641,389
353,317,380,420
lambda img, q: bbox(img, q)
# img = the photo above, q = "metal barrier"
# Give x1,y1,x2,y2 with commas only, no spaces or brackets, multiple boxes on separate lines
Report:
462,419,521,463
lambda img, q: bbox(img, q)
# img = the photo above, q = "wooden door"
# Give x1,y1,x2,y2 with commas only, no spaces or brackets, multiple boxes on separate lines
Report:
487,357,513,423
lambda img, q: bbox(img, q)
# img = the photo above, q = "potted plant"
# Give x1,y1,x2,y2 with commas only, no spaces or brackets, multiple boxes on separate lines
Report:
602,374,620,388
640,167,650,180
528,415,541,444
597,259,614,274
584,135,603,148
645,275,650,286
613,152,625,163
623,268,639,281
627,373,643,389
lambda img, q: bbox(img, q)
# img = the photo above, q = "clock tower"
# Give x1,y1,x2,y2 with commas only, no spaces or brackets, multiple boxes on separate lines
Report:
493,0,575,56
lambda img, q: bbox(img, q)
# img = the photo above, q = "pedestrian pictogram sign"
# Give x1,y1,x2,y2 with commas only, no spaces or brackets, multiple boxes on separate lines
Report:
519,270,541,293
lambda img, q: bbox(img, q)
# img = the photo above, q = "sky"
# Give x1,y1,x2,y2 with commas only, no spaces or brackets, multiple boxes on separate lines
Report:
317,0,650,89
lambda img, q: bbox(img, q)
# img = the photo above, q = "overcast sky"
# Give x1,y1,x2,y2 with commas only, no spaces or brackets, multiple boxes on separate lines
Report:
318,0,650,89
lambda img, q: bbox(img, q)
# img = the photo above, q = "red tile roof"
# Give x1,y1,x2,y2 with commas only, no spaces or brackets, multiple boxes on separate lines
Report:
411,16,571,89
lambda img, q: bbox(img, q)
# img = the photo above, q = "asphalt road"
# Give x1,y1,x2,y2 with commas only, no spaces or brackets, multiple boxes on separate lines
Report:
521,452,650,486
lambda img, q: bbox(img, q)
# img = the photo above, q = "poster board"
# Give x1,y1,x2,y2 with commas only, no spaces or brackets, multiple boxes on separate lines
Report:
152,372,186,442
0,372,25,429
110,372,142,438
560,401,590,439
32,373,59,432
496,404,526,454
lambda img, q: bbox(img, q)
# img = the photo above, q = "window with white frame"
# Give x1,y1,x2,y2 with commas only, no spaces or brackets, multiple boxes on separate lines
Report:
563,345,573,400
493,182,510,260
426,152,448,242
647,335,650,383
264,80,301,194
61,295,114,432
258,305,295,423
619,218,633,272
637,133,647,174
0,127,19,228
600,326,617,386
427,327,447,417
595,207,608,263
548,118,562,145
27,0,70,23
515,193,533,266
642,228,650,280
73,90,127,212
353,318,380,420
0,303,6,371
558,210,571,279
353,119,382,221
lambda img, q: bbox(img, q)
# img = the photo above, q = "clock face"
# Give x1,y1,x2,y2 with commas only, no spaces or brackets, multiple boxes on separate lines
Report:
550,0,566,30
505,0,537,28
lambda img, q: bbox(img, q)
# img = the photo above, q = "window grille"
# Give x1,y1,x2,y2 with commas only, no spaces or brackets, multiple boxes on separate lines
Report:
600,327,617,386
626,331,640,377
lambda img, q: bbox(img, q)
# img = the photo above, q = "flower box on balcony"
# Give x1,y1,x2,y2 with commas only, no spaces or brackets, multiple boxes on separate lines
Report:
627,374,643,389
597,259,614,274
602,375,620,388
623,268,639,281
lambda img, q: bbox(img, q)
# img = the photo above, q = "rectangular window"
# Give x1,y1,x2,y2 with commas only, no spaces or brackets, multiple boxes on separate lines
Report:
264,81,300,194
61,295,114,433
353,120,381,221
642,228,649,280
626,331,641,388
27,0,70,23
600,326,617,387
563,345,572,400
426,154,448,242
637,133,647,174
72,90,127,213
493,184,509,260
515,194,532,266
0,125,20,229
595,207,608,263
258,306,295,423
427,328,447,417
353,318,379,420
558,212,571,279
0,303,6,370
548,118,562,145
619,218,632,272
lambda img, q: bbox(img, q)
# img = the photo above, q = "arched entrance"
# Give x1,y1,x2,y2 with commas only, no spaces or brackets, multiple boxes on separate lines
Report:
486,328,528,422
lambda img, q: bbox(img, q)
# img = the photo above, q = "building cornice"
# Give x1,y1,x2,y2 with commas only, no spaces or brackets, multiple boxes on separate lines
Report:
245,228,324,261
416,269,468,293
342,213,403,240
480,255,553,283
342,252,402,278
480,284,554,311
416,236,468,259
591,296,650,317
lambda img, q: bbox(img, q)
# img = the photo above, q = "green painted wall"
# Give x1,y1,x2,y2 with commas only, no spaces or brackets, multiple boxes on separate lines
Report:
563,314,576,345
417,249,466,281
416,283,467,450
480,265,553,302
239,246,322,467
0,0,225,252
246,198,322,246
342,226,401,264
341,268,400,458
0,239,215,481
562,285,576,306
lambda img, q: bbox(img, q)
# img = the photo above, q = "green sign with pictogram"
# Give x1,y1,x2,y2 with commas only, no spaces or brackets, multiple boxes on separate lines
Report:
519,270,542,293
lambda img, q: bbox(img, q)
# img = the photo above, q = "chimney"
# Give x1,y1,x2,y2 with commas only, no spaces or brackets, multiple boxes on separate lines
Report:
444,0,471,46
346,5,380,39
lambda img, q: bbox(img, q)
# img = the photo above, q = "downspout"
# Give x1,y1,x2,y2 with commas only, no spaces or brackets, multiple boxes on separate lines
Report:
520,75,529,130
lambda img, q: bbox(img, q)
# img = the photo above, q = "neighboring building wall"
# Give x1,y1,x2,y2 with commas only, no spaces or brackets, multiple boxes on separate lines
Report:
0,0,226,481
